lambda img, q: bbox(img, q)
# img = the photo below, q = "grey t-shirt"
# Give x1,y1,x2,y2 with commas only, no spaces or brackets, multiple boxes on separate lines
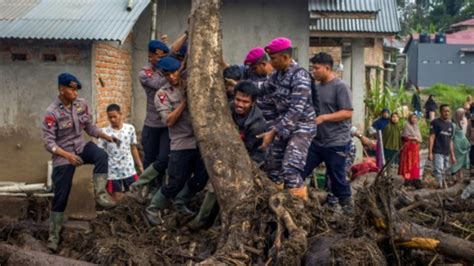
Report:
313,78,353,147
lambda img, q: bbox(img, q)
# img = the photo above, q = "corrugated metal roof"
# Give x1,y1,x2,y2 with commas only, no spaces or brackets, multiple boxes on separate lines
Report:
309,0,380,13
0,0,150,43
310,0,400,34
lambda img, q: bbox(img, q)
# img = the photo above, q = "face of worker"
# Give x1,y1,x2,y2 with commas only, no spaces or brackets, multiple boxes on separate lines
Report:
441,107,451,120
269,53,290,71
59,85,79,102
391,114,399,124
234,91,254,116
312,63,331,82
149,49,167,66
164,70,181,86
107,110,122,128
409,115,417,124
251,61,273,76
382,111,390,119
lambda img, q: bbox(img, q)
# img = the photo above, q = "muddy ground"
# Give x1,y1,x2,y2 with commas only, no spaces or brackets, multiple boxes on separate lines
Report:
0,170,473,265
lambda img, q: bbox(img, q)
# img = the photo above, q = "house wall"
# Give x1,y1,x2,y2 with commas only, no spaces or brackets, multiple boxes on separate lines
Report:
132,5,153,132
0,40,93,182
406,41,418,86
416,43,474,87
309,38,384,82
93,36,134,128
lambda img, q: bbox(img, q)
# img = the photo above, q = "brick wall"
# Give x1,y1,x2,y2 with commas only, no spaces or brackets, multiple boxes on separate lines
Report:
309,38,384,80
94,35,133,127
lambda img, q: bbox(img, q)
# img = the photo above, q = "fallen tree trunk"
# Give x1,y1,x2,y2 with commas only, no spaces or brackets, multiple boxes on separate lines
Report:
394,222,474,262
0,244,95,266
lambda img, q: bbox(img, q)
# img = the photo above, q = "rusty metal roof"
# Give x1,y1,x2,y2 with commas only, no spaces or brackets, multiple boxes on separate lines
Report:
310,0,400,34
0,0,150,43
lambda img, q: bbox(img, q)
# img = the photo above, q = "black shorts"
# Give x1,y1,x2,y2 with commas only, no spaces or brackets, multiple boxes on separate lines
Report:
107,174,138,193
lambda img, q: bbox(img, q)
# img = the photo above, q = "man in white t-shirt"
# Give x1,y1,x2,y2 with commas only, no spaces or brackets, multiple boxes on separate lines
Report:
98,104,144,202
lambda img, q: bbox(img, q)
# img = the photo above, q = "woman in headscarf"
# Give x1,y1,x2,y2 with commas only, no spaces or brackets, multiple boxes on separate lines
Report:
451,108,470,181
383,113,402,164
424,95,437,121
399,113,422,188
372,108,390,133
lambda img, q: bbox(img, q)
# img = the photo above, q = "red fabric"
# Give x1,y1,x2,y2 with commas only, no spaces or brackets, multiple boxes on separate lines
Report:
107,180,113,194
133,174,139,181
350,158,379,180
398,138,420,180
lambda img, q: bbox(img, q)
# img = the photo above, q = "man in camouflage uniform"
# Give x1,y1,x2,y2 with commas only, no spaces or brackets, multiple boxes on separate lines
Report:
42,73,119,251
258,37,317,201
242,47,276,125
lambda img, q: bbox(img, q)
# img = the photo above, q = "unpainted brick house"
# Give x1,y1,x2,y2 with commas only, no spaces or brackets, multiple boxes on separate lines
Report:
0,0,152,182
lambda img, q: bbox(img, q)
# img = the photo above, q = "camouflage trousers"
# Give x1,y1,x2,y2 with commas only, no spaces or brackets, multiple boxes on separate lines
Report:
265,130,316,188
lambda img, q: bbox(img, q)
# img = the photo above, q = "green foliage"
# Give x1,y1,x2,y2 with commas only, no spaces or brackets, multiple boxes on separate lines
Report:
421,83,474,110
364,78,410,125
398,0,473,36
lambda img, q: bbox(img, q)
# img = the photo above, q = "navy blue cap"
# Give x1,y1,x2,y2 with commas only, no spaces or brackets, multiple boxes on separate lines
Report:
175,42,187,57
155,56,181,73
58,73,82,89
148,40,170,54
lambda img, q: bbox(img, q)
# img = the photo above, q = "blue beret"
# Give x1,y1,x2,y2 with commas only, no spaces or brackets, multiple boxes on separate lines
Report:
148,40,170,54
175,42,187,57
58,73,81,89
156,56,181,72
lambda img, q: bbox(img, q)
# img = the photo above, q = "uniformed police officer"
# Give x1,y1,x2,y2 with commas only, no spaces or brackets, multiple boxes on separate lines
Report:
42,73,120,251
257,37,317,201
131,40,171,198
145,56,209,225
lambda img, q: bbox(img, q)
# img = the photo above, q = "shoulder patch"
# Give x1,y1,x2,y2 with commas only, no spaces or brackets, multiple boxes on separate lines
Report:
145,68,153,78
158,91,167,104
44,115,55,128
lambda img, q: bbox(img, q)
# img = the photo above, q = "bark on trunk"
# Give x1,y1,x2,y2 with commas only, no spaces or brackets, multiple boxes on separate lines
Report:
186,0,258,256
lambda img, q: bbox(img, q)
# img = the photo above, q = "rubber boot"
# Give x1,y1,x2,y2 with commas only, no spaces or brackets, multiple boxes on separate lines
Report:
130,165,159,203
93,174,116,208
288,186,308,202
188,191,217,230
145,190,168,225
173,184,195,216
47,212,64,252
339,197,355,216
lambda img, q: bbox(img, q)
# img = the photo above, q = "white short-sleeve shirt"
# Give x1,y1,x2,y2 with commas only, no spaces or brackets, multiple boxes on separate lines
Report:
98,123,138,180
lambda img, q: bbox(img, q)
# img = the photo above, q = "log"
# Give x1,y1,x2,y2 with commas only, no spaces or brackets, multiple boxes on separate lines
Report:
187,0,258,257
394,222,474,262
0,244,95,266
0,183,46,193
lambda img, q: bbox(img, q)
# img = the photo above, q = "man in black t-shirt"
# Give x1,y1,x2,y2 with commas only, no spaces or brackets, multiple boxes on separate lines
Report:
429,104,456,188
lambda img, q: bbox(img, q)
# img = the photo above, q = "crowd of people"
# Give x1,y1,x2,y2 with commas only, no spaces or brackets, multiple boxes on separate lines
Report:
40,32,472,252
370,93,473,190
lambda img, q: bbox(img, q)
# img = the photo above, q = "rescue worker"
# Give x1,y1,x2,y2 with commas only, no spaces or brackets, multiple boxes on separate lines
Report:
145,56,209,225
131,40,171,199
242,47,276,125
302,53,354,213
257,37,317,201
188,81,267,229
42,73,119,251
